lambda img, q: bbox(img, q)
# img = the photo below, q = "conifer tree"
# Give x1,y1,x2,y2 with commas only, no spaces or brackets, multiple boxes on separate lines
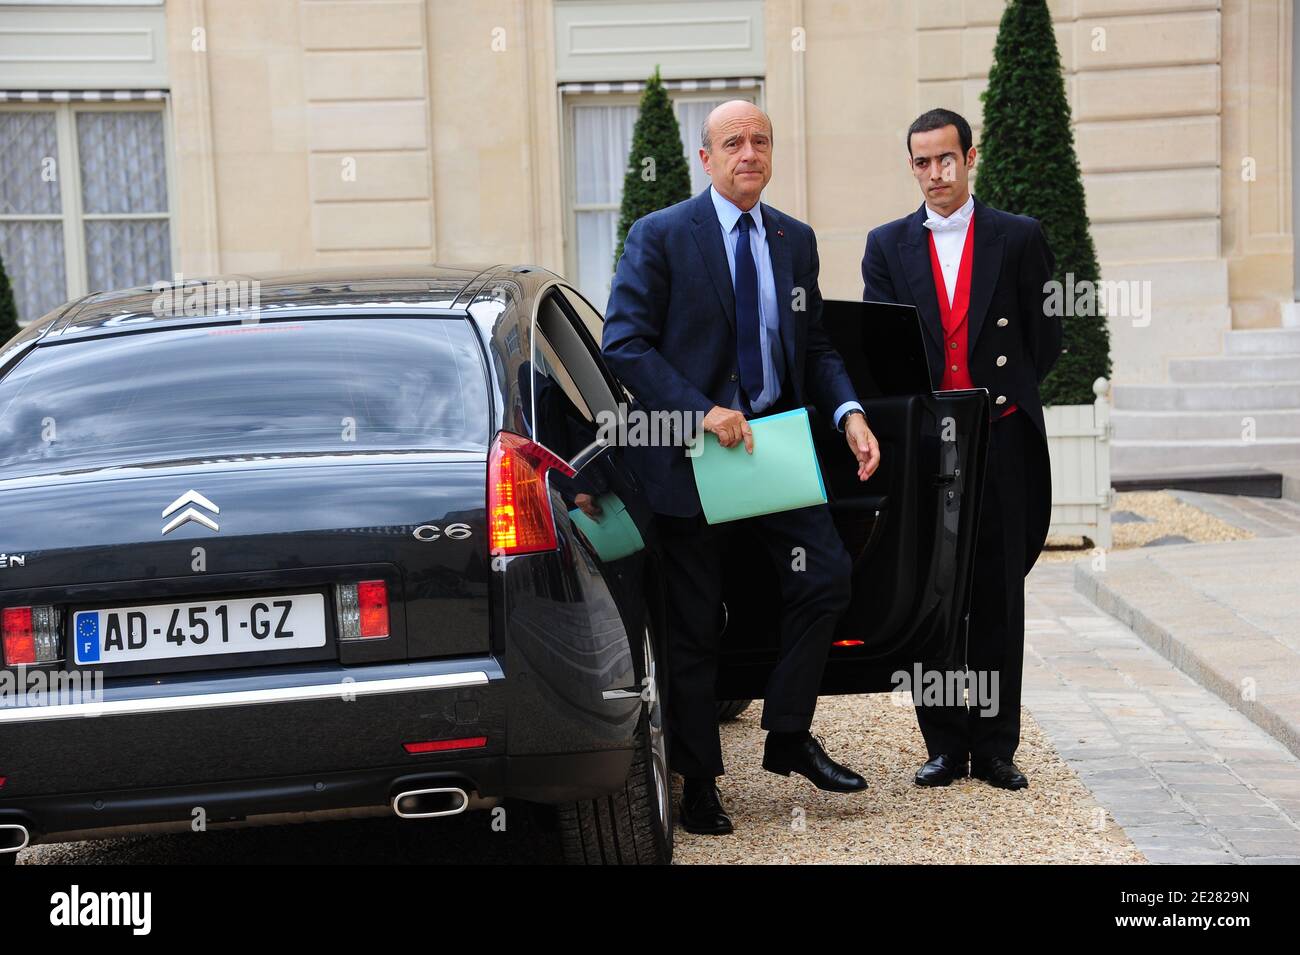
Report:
0,253,21,344
978,0,1111,405
613,66,692,269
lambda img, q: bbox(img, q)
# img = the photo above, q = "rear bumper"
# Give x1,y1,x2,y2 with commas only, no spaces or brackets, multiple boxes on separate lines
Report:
0,656,636,845
0,752,633,846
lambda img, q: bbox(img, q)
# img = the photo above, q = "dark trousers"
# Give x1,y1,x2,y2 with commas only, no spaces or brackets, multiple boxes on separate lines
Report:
655,501,852,779
915,408,1030,762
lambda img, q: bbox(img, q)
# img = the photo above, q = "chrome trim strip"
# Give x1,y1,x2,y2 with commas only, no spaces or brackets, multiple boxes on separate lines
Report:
0,671,490,725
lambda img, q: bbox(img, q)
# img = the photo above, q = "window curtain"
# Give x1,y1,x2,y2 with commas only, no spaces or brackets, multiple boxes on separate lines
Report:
675,99,725,196
77,111,171,293
572,104,637,313
570,97,734,312
0,111,67,325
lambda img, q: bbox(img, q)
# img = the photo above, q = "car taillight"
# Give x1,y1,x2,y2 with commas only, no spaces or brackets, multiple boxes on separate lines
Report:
1,605,63,665
487,431,576,557
334,581,389,641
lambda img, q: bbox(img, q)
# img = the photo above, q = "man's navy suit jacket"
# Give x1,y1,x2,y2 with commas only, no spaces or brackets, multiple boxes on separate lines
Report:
601,187,858,518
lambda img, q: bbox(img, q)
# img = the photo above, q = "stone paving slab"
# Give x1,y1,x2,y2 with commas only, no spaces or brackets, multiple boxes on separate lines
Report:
1025,562,1300,864
1171,489,1300,537
1073,537,1300,762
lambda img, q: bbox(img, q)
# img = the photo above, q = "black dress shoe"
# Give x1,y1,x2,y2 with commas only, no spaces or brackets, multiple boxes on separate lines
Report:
678,777,734,835
762,732,867,792
971,756,1028,790
914,753,969,787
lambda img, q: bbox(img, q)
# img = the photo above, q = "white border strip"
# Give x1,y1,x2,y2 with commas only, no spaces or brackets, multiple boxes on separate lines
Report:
0,670,489,724
0,89,167,102
558,76,758,94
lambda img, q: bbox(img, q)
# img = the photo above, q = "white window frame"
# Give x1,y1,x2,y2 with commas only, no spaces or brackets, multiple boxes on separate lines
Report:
559,84,763,299
0,98,177,321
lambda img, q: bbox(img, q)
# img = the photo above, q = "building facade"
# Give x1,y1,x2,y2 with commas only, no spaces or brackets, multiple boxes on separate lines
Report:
0,0,1294,395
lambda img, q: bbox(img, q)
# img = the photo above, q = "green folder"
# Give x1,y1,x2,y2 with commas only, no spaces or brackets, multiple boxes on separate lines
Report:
568,492,646,561
689,407,828,524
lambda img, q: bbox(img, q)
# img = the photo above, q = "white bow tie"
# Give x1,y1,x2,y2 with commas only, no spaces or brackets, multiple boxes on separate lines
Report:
923,209,971,233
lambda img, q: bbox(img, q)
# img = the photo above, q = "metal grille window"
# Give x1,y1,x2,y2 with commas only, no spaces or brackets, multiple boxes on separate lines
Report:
0,99,173,325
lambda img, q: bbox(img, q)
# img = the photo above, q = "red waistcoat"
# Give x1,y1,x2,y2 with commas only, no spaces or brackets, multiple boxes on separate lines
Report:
927,214,1017,418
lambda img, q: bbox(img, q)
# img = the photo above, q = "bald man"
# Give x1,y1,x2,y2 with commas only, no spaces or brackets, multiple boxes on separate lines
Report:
601,101,881,835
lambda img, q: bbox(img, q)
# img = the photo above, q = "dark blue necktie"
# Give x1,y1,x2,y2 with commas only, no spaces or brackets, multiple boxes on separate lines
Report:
734,211,764,411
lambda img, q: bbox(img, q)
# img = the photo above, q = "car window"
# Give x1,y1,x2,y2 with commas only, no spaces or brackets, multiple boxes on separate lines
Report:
536,291,619,420
528,327,597,463
0,316,490,479
527,289,629,460
557,285,604,341
556,284,635,405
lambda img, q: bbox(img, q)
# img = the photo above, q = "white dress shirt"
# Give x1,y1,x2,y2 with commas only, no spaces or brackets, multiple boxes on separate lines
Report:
923,193,975,307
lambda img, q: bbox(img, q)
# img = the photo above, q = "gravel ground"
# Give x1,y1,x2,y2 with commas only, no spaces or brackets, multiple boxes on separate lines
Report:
671,694,1143,864
17,694,1141,865
1039,490,1253,562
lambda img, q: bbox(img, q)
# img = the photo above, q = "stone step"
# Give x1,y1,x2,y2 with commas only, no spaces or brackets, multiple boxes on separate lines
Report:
1112,380,1300,411
1112,467,1283,496
1112,438,1300,475
1281,460,1300,504
1168,355,1300,383
1111,408,1300,440
1225,327,1300,355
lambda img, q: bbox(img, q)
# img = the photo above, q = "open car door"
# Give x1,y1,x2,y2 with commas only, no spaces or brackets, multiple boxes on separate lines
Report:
714,300,990,698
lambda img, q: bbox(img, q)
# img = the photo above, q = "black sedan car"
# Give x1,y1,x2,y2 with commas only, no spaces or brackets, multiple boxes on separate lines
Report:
0,265,987,865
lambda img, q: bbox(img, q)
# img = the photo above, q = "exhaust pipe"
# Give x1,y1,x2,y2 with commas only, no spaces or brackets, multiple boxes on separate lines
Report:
0,823,30,854
391,786,469,819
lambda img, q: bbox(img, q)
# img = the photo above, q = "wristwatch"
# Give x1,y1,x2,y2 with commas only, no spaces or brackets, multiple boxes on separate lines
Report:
841,408,867,428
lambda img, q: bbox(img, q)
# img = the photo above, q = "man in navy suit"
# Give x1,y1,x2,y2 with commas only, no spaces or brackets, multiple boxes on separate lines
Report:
602,100,880,835
861,108,1061,791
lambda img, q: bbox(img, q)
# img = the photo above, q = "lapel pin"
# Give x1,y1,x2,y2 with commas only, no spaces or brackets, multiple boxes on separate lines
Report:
777,229,784,237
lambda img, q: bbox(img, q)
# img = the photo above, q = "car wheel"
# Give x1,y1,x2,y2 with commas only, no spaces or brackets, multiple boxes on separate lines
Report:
558,622,672,864
717,699,753,721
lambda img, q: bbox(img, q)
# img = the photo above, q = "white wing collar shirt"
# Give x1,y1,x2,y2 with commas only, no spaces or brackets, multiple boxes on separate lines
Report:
922,192,974,309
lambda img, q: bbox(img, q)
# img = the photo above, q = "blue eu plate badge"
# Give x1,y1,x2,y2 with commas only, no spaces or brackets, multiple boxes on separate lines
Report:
75,611,101,664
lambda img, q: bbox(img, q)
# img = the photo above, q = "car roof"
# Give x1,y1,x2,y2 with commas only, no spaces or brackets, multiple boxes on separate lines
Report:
35,264,564,341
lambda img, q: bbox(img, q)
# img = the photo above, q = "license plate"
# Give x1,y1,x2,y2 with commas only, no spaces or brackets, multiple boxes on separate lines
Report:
73,593,327,666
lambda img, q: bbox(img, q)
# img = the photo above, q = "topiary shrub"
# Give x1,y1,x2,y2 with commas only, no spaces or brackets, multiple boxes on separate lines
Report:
978,0,1111,405
613,66,692,269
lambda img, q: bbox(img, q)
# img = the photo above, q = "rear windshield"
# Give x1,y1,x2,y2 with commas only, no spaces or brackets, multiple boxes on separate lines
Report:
0,317,490,479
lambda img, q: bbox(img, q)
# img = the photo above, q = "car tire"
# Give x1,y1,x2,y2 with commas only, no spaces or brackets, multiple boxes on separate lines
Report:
717,699,753,722
558,622,672,864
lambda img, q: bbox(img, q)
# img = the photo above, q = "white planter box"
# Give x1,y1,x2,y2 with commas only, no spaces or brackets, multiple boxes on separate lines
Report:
1044,377,1113,549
